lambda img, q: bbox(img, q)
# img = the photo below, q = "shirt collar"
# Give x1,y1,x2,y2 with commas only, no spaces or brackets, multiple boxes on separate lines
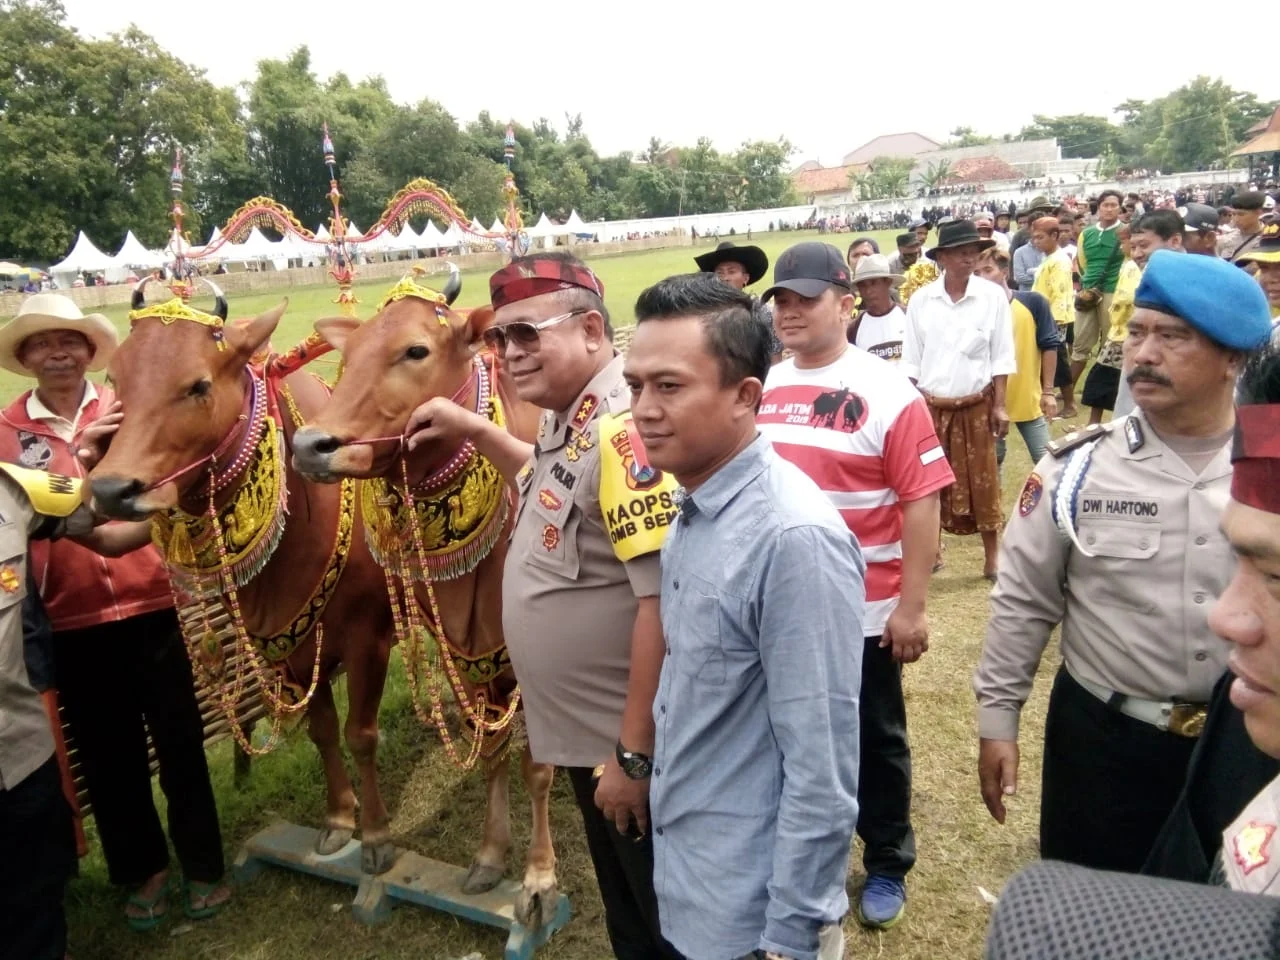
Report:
924,272,980,304
543,353,623,451
684,433,772,520
27,380,97,424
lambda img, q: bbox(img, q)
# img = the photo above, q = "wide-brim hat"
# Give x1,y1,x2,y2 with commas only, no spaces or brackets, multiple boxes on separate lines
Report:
694,242,769,286
926,220,997,261
1237,223,1280,265
853,254,904,287
1017,196,1055,218
0,293,118,376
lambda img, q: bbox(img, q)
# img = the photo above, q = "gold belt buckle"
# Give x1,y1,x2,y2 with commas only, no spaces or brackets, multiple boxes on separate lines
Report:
1168,703,1207,738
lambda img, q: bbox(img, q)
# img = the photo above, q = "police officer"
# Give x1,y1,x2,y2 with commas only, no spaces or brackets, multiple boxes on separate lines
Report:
0,452,151,959
404,251,681,960
974,251,1274,874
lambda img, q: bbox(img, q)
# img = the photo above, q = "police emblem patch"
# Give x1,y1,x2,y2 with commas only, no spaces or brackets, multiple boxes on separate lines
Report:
1233,821,1276,875
541,524,560,551
537,488,563,511
0,564,20,594
17,431,52,470
1018,472,1043,517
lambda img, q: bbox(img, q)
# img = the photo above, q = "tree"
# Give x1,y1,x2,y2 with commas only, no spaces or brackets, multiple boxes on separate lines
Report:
733,138,797,210
1018,114,1120,158
918,160,953,191
944,126,996,148
1115,80,1277,171
851,156,914,201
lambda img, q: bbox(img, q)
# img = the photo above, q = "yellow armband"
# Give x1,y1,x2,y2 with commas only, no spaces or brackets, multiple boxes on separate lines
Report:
0,463,83,517
597,412,680,562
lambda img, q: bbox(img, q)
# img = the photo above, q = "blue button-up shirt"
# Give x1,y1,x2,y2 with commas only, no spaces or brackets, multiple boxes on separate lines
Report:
651,435,865,960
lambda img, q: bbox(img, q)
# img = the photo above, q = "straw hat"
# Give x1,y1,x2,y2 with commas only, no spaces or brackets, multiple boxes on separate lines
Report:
853,254,904,286
0,293,118,376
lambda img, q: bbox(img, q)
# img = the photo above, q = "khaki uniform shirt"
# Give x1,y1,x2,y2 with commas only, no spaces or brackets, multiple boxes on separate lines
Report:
1222,773,1280,895
975,413,1234,741
0,473,94,790
503,355,666,768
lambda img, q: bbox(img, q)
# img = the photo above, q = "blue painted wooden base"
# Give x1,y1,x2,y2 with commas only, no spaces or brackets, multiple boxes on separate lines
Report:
232,821,571,960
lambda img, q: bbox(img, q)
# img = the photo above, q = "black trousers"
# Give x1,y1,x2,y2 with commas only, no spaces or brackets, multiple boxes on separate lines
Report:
0,756,76,960
1040,667,1197,873
566,766,682,960
857,636,916,878
53,607,224,887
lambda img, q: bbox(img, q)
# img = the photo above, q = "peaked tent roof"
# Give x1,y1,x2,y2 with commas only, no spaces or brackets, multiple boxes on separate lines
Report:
420,221,447,247
314,223,331,241
565,210,589,233
489,217,505,234
526,212,555,237
50,231,115,274
113,231,165,268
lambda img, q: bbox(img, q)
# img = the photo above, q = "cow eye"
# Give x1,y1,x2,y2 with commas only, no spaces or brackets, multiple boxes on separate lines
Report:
188,379,211,398
405,345,430,361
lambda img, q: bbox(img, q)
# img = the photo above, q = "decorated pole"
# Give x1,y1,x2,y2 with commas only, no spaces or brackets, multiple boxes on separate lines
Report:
501,123,528,256
322,123,359,316
167,147,195,301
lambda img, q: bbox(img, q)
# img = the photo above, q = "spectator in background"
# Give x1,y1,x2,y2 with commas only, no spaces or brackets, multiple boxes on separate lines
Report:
846,236,879,271
911,218,931,249
1238,223,1280,320
886,233,923,275
1030,217,1078,419
848,254,908,362
1057,212,1078,264
975,248,1058,465
1012,230,1044,292
1222,191,1267,266
1070,189,1125,397
1180,203,1220,256
975,210,1010,254
1081,223,1136,425
693,240,783,363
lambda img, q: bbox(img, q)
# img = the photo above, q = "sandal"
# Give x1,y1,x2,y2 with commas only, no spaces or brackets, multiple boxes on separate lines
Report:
182,879,232,920
125,878,171,932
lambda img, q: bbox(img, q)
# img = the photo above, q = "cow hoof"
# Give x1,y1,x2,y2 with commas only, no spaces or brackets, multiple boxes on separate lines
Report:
361,840,398,875
461,862,505,895
515,878,559,930
315,826,354,855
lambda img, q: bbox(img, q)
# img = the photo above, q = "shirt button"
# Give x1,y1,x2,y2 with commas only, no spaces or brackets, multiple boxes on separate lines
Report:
654,767,661,777
1194,651,1208,662
1194,481,1206,491
656,827,664,836
673,579,680,590
659,704,666,714
1138,537,1150,549
665,645,671,655
1195,535,1207,545
1194,592,1206,604
1086,533,1096,546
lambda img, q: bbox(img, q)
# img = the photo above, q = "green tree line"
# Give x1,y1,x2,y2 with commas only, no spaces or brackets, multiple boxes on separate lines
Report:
0,0,798,261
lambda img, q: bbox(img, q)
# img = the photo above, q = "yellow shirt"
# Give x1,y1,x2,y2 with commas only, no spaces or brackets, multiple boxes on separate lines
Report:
1032,248,1075,328
1108,259,1141,344
1007,297,1044,423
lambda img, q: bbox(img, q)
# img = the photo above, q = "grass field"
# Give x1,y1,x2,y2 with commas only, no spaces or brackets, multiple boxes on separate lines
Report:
12,231,1072,959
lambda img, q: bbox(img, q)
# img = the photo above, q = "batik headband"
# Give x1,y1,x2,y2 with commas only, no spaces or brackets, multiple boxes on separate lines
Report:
1231,405,1280,514
488,259,605,310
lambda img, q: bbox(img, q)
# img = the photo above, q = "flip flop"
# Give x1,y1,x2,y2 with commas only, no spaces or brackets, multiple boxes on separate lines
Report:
125,879,170,932
182,879,231,921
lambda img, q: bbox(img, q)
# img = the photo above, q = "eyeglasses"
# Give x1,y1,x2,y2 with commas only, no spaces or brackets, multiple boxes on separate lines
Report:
480,308,588,353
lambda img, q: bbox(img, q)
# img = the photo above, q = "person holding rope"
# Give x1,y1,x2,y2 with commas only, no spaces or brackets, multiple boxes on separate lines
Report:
404,251,682,960
0,294,230,932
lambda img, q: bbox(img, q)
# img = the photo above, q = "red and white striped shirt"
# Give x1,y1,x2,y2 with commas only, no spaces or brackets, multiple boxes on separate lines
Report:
758,348,954,636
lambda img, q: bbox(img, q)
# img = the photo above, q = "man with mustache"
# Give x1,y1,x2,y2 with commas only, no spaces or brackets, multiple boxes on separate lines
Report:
974,251,1274,873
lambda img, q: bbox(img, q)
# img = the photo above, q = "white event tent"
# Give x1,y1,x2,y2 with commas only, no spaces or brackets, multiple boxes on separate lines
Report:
51,231,115,285
108,231,165,281
488,217,505,234
564,210,590,235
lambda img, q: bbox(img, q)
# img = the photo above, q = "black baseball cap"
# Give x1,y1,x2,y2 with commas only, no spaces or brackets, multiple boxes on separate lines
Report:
1179,203,1219,232
761,242,852,302
897,232,922,249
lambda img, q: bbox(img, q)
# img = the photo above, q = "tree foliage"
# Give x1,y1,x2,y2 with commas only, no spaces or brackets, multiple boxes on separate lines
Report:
851,157,914,201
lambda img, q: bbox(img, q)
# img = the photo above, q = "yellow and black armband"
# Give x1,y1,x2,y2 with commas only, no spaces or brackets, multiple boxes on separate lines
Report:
597,412,680,562
0,463,82,517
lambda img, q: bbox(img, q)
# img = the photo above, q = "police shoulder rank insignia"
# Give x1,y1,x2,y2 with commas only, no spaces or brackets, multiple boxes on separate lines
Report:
517,463,534,487
1123,416,1145,454
537,488,563,511
1018,472,1043,517
1233,821,1276,876
0,562,20,594
540,523,560,552
1047,422,1110,458
571,394,598,432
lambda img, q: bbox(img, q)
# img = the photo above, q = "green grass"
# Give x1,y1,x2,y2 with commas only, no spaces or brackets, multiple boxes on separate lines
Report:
29,230,1073,959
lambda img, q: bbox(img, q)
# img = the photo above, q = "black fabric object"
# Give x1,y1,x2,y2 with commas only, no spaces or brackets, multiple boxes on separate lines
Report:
984,860,1280,960
1040,667,1197,873
857,635,916,878
1144,670,1280,883
53,608,224,887
565,766,683,960
1081,362,1121,410
0,756,76,960
21,562,54,692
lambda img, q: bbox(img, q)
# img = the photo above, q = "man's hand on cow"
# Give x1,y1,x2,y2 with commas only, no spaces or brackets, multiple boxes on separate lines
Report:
990,404,1010,439
405,397,486,452
76,401,123,470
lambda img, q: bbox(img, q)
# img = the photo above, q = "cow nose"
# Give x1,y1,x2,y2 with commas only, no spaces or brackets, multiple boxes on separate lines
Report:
291,426,342,476
91,476,144,516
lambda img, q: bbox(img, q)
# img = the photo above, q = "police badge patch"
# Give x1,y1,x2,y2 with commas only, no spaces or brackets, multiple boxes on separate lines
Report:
17,431,52,470
1018,473,1043,517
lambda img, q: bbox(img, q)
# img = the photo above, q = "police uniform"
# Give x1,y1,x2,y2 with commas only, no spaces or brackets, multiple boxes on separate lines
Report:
0,464,96,960
501,352,682,960
975,412,1235,872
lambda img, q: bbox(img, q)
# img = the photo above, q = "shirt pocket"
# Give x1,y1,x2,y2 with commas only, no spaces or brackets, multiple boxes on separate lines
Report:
524,493,581,581
674,577,725,685
1076,522,1161,614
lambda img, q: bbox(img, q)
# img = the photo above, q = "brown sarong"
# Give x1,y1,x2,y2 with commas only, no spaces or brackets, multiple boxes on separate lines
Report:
925,386,1003,536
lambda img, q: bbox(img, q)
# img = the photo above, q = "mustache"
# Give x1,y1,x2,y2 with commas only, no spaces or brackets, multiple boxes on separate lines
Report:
1127,365,1173,388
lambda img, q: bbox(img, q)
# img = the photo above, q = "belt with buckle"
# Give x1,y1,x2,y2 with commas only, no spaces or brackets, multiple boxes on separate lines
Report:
1067,665,1207,738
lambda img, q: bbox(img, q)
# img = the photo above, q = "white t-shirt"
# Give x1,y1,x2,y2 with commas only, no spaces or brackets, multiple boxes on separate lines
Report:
852,305,908,364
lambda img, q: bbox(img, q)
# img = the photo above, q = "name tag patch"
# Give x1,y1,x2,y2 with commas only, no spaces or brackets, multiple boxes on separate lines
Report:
1079,496,1159,520
550,462,576,490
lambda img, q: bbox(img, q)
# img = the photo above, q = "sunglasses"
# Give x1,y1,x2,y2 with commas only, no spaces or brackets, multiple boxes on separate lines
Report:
480,308,588,353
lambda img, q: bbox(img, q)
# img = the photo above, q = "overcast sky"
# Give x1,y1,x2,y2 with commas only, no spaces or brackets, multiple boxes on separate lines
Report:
62,0,1277,167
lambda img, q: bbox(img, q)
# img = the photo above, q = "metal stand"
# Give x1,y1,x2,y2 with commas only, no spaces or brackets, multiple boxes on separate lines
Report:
233,821,570,960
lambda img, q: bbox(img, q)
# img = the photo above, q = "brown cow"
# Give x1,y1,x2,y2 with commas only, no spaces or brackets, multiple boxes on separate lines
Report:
89,282,400,875
290,268,558,929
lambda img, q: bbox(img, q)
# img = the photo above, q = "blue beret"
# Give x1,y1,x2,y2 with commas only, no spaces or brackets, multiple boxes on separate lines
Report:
1134,249,1272,351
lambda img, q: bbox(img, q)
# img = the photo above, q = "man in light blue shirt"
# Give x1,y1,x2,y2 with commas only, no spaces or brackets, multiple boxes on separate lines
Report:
1012,239,1045,291
623,273,865,960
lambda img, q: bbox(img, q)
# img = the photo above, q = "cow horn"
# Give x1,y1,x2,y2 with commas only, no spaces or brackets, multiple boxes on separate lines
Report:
200,278,228,320
442,262,461,306
131,276,151,310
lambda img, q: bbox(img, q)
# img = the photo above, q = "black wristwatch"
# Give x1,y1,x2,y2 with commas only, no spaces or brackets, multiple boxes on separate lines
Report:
616,741,653,780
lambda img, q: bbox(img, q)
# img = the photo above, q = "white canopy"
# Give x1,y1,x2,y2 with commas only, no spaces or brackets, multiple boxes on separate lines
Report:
344,221,363,242
469,217,486,235
525,212,556,238
438,221,465,249
113,231,165,269
419,221,446,248
488,217,505,234
50,231,114,277
314,223,331,241
565,210,589,234
397,223,422,250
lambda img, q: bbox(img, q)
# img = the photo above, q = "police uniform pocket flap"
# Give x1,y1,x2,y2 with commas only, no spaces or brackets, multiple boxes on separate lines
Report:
525,496,581,580
1080,523,1161,560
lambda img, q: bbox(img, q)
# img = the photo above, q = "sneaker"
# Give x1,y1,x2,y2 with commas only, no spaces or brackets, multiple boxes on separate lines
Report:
857,874,906,929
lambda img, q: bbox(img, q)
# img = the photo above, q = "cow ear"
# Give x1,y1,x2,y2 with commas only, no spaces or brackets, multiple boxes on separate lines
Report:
226,300,286,357
459,306,493,348
315,316,361,353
